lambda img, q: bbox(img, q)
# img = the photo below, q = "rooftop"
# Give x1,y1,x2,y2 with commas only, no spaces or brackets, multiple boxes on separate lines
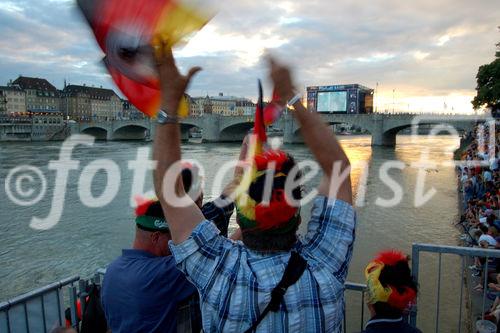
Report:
12,76,57,92
0,85,23,92
193,95,252,102
63,84,118,100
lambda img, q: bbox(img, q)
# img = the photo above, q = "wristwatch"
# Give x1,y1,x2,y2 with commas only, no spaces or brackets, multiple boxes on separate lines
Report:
157,109,178,124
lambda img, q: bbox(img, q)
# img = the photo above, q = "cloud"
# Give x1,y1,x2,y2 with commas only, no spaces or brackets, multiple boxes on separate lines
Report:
0,0,498,111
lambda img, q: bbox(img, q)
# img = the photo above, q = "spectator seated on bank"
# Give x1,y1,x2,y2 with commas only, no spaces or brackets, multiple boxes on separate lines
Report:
484,292,500,325
362,250,421,333
471,224,499,288
479,226,498,248
459,123,500,238
458,122,500,299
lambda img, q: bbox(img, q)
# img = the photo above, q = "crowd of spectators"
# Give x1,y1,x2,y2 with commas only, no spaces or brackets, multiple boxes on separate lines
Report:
457,121,500,325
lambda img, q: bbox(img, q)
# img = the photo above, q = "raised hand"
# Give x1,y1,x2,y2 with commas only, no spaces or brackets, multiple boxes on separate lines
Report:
153,38,202,114
268,57,296,106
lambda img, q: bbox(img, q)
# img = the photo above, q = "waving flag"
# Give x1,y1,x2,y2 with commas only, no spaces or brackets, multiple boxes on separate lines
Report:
263,90,285,126
77,0,214,117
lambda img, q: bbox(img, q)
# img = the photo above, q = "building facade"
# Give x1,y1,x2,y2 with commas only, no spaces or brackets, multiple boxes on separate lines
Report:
0,85,26,114
61,84,122,121
121,99,145,120
236,100,255,116
12,76,59,112
0,91,8,115
0,110,66,141
30,110,66,141
191,94,254,117
190,96,207,117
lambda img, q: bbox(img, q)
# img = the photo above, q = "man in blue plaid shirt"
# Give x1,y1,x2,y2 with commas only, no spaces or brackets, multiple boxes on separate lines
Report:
153,42,355,332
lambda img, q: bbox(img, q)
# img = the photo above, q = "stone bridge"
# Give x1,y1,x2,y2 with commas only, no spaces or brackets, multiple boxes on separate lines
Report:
280,113,483,146
71,113,486,147
70,116,257,142
72,119,154,141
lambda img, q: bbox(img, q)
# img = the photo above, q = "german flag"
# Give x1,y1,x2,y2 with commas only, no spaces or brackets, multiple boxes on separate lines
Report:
77,0,213,117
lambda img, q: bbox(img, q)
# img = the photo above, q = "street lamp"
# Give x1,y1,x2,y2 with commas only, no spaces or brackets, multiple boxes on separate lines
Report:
392,89,395,114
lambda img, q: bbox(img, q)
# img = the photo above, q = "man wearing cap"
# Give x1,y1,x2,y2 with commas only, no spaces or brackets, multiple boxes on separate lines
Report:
101,155,244,332
153,42,356,332
101,199,201,333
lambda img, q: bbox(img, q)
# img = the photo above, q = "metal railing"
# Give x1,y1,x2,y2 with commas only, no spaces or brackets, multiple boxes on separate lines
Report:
343,282,367,332
3,243,498,332
411,243,500,333
0,276,79,333
342,243,500,333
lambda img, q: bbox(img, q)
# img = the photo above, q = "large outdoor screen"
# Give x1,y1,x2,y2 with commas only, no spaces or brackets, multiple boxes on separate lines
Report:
317,91,347,112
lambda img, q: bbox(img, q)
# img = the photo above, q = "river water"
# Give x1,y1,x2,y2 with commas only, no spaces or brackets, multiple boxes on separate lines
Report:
0,135,464,331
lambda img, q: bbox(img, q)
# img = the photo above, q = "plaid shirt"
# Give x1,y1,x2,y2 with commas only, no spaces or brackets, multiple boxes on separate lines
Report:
176,196,234,332
170,196,356,333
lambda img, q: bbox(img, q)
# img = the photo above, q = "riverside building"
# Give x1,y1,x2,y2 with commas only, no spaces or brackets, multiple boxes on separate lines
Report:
60,84,122,122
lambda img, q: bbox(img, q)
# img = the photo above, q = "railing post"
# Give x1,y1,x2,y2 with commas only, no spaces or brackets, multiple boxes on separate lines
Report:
5,308,11,333
69,285,79,331
41,295,47,333
410,244,420,326
78,280,87,320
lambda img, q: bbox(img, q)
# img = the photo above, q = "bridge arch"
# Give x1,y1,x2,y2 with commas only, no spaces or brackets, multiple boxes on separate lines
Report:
112,124,149,140
180,122,203,141
81,126,108,140
384,121,470,136
219,121,254,142
291,120,373,144
377,120,472,146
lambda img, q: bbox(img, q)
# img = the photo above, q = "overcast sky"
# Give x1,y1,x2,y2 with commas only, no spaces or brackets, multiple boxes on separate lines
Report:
0,0,498,112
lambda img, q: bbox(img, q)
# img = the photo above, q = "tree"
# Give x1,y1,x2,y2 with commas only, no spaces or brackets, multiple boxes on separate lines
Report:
472,28,500,115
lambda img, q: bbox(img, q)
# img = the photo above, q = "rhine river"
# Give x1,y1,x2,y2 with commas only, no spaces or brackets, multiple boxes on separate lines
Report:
0,135,465,332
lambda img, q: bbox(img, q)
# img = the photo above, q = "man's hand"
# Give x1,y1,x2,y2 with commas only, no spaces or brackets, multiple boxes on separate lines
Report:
268,57,296,106
154,39,202,113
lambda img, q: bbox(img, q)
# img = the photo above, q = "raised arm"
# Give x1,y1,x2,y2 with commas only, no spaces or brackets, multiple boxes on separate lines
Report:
153,41,204,244
269,58,352,204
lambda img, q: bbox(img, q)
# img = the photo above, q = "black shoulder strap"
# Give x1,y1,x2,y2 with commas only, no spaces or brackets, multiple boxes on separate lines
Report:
244,251,307,333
